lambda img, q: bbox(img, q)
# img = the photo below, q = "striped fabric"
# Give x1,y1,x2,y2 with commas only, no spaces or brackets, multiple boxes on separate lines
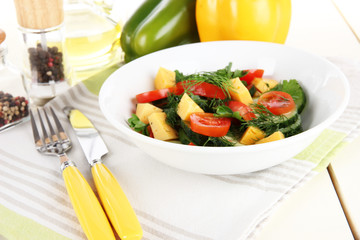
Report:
0,58,359,240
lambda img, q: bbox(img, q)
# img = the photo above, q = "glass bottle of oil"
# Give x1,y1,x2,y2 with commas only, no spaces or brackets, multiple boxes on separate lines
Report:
64,0,123,84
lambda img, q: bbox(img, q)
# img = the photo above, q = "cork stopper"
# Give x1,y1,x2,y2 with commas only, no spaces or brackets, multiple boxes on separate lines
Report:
13,0,64,29
0,29,5,44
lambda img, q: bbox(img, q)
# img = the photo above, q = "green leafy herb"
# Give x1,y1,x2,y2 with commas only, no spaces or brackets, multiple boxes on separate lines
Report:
164,93,181,109
232,69,247,79
178,129,192,145
128,114,149,136
163,93,182,128
215,62,233,78
214,105,245,122
248,84,256,96
164,107,181,129
214,105,233,117
175,70,185,82
190,95,224,113
189,94,208,110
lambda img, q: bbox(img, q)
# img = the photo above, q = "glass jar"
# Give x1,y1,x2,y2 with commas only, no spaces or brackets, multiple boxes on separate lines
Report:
14,0,71,106
20,25,71,106
64,0,123,84
0,29,29,132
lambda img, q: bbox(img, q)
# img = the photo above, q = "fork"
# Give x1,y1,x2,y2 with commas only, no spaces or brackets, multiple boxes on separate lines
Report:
30,107,116,240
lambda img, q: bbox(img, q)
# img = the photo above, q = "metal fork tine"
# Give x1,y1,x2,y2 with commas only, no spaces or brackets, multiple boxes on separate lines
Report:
37,108,51,145
43,108,59,142
50,107,69,141
30,109,43,147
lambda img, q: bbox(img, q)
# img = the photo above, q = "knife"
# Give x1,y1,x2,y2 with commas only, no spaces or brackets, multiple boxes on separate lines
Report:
64,107,143,240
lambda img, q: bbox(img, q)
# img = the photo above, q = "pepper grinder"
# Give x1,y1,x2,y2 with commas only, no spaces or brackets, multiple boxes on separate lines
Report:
14,0,71,106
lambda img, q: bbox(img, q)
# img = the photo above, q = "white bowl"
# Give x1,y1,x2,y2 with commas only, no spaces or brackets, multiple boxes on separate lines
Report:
99,41,349,175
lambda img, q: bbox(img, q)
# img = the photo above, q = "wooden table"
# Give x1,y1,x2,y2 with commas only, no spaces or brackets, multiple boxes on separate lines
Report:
0,0,359,239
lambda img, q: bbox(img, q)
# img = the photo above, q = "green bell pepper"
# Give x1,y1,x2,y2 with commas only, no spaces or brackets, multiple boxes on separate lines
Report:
120,0,199,62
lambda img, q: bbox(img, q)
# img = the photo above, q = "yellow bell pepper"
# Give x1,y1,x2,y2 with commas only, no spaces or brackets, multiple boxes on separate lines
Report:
195,0,291,43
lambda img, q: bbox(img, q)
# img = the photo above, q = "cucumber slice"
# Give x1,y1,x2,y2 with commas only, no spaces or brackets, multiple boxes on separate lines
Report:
279,116,303,137
272,109,299,128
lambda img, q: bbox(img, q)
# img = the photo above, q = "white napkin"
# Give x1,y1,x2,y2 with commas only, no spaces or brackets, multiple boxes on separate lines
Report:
0,57,359,240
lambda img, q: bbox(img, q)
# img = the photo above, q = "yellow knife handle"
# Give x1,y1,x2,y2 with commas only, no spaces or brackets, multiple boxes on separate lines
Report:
62,162,116,240
92,162,143,240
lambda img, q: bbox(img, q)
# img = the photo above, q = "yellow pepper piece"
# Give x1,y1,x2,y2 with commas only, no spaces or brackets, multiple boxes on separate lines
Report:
154,67,176,89
252,78,279,93
177,93,204,121
196,0,291,43
240,126,266,145
256,131,285,144
228,77,253,105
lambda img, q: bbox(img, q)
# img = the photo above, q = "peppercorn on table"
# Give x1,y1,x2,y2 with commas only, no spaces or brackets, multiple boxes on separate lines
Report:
1,0,360,240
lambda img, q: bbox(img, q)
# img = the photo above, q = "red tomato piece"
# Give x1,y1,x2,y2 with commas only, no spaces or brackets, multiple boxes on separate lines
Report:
176,81,226,99
246,83,254,90
227,101,256,121
136,88,174,103
258,91,296,115
190,113,231,137
146,125,154,138
240,69,264,85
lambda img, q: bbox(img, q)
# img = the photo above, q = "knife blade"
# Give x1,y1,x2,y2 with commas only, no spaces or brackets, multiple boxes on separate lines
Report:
64,107,143,240
67,108,108,165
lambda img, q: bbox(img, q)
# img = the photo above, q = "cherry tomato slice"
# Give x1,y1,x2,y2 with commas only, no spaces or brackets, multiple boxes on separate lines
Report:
176,81,226,99
136,88,174,103
190,112,231,137
258,91,296,115
240,69,264,86
227,101,256,121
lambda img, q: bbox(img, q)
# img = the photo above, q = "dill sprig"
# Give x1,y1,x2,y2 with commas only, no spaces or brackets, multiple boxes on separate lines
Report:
190,95,225,113
175,62,244,99
163,93,181,128
245,104,287,136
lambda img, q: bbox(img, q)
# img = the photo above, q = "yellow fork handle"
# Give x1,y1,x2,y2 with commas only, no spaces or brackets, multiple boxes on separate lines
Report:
62,165,116,240
92,162,143,240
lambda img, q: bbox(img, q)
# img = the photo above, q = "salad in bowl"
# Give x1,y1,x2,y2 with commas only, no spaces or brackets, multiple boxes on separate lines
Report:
128,63,306,147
